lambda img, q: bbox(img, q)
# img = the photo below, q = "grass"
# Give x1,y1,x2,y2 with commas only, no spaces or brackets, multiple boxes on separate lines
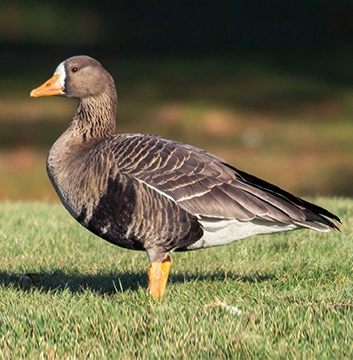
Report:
0,53,353,356
0,198,352,358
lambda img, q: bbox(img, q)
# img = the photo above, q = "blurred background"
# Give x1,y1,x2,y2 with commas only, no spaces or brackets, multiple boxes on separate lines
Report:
0,0,352,201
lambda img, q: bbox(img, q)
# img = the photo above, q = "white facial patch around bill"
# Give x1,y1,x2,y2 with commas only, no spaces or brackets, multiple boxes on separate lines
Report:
54,62,66,90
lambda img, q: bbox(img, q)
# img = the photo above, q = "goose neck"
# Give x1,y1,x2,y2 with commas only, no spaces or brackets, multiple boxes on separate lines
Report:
74,93,117,138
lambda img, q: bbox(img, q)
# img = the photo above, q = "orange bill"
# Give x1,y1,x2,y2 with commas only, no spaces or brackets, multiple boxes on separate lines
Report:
30,74,63,97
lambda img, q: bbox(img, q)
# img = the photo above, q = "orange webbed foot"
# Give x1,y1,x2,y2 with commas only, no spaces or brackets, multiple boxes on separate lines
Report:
147,256,172,300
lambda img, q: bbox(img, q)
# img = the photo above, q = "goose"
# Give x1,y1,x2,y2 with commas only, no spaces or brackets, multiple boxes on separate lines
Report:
30,55,340,299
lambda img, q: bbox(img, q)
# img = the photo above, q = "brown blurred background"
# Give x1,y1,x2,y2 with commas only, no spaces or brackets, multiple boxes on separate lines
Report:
0,0,353,201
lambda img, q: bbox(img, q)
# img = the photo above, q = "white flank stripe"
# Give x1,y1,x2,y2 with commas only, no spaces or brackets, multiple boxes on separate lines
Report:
187,218,298,249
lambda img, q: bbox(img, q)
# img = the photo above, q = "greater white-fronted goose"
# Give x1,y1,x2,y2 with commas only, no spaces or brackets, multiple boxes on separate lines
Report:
30,56,340,299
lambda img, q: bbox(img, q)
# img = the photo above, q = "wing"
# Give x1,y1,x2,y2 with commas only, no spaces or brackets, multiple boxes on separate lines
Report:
108,133,340,231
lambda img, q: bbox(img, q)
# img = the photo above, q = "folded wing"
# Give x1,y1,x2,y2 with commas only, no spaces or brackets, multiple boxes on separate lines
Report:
110,134,340,231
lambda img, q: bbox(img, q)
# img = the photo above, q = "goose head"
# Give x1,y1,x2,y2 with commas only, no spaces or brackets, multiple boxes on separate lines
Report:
30,55,116,100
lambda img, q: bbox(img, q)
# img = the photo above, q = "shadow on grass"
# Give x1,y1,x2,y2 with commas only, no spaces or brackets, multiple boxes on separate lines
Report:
0,269,275,296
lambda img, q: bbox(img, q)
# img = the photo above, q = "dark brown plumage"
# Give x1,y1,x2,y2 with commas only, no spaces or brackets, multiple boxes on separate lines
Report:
30,55,340,299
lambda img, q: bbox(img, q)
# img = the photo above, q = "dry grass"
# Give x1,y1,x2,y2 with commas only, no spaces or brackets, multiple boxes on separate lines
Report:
0,56,352,200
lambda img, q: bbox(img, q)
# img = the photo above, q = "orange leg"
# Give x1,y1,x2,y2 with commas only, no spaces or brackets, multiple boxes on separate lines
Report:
147,256,172,300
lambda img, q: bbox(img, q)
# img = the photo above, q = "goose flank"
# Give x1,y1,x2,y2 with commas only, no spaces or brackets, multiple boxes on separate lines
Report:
30,56,341,299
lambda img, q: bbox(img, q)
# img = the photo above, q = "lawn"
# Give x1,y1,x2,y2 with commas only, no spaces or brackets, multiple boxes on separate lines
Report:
0,52,353,358
0,198,352,358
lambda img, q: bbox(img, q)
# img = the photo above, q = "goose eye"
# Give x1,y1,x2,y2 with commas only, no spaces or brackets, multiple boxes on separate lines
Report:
71,67,78,73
